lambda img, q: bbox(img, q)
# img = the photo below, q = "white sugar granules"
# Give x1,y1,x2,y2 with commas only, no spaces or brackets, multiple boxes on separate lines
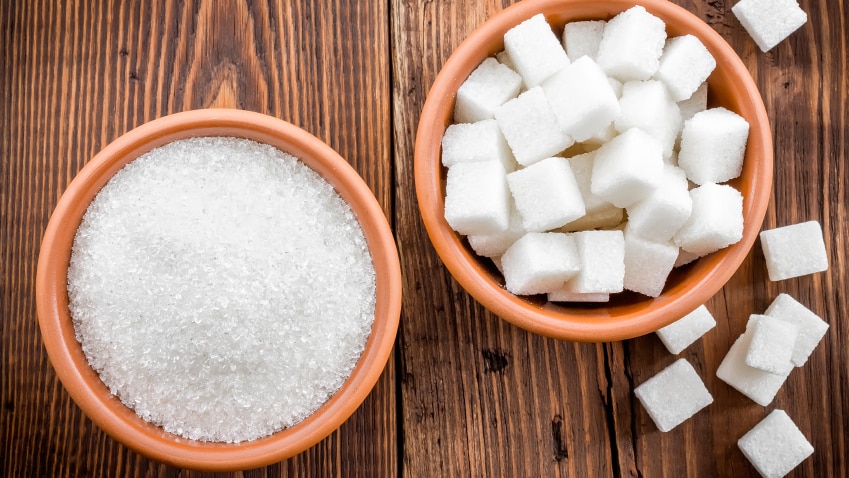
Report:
67,137,376,443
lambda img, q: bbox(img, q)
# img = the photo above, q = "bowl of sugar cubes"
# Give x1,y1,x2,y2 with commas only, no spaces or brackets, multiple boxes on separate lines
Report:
36,109,402,471
415,0,773,341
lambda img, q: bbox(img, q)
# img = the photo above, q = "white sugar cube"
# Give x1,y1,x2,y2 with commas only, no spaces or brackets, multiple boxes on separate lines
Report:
501,232,580,295
678,107,750,185
760,221,828,281
547,289,610,303
468,208,526,258
441,120,516,172
495,87,574,166
561,230,625,294
562,20,606,61
678,82,708,122
566,151,611,214
656,304,717,354
542,56,620,142
654,35,716,102
507,157,586,232
444,161,510,235
504,14,570,87
634,359,713,432
591,128,664,208
673,183,743,256
557,204,625,233
744,315,797,375
626,165,693,242
732,0,807,52
764,293,829,367
454,58,523,124
597,6,667,82
623,232,678,297
615,80,683,159
716,315,791,406
738,410,814,478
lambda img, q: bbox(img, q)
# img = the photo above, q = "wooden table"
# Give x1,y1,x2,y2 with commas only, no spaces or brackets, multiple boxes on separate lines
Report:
2,0,846,476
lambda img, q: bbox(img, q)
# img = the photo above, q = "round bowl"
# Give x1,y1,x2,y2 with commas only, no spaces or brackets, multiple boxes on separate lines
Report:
415,0,772,341
36,109,402,471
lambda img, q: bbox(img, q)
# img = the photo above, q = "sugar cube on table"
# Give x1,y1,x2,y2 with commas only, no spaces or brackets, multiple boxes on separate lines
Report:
656,304,717,354
597,6,667,82
760,221,829,281
626,164,693,243
548,289,610,303
634,358,713,432
504,13,570,87
674,183,744,256
716,315,791,406
623,231,679,297
444,160,511,235
732,0,808,52
677,82,708,122
501,232,580,295
565,151,611,214
454,57,523,124
441,119,516,171
744,315,797,375
591,127,664,208
562,20,606,61
542,56,620,142
560,230,625,294
654,35,716,102
557,204,625,233
764,293,829,367
678,107,750,185
615,80,682,159
495,86,574,166
738,409,814,478
468,207,526,258
506,156,586,232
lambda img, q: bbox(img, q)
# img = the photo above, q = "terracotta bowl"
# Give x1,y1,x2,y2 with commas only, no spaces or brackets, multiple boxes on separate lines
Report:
415,0,772,341
36,109,402,471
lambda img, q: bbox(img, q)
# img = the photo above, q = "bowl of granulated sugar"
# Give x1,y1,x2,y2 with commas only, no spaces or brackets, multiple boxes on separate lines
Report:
36,109,402,471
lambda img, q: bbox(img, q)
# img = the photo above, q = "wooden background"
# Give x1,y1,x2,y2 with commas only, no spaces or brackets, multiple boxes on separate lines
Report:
2,0,846,476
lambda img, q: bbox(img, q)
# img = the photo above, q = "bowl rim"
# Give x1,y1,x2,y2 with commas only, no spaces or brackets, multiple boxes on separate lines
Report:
35,109,402,471
414,0,773,341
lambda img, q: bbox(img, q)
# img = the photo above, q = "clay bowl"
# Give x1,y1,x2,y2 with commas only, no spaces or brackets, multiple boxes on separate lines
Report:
36,109,402,471
415,0,772,341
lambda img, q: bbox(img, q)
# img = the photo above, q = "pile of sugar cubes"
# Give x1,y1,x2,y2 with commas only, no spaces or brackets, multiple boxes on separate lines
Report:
443,6,751,302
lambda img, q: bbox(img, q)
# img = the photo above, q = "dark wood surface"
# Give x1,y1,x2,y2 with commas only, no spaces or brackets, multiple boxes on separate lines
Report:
2,0,846,476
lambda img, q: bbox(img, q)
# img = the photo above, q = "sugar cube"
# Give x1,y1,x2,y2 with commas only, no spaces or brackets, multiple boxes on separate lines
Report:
615,80,682,159
764,293,829,367
597,6,667,82
623,231,678,297
738,410,814,478
501,232,580,295
467,208,526,258
654,35,716,102
656,305,717,354
507,157,586,232
557,204,625,232
562,20,606,61
454,58,523,124
444,160,511,235
732,0,807,52
495,87,574,166
744,315,797,375
634,358,713,432
673,183,744,256
441,120,516,172
561,230,625,294
504,14,570,87
677,82,708,122
626,165,693,242
547,290,611,303
760,221,828,281
566,151,611,214
591,128,664,208
678,107,750,185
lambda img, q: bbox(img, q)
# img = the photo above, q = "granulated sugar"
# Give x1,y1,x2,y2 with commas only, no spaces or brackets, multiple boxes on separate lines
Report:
67,137,376,443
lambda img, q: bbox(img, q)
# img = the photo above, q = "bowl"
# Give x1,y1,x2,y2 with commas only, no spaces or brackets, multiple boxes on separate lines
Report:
414,0,772,341
36,109,402,471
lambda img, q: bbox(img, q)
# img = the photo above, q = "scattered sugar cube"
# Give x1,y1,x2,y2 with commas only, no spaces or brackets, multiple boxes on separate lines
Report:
673,183,744,256
634,359,713,432
615,80,682,159
744,315,797,376
656,305,717,354
468,208,526,258
542,56,620,142
504,14,570,87
738,410,814,478
732,0,807,52
563,20,606,61
654,35,716,102
547,289,610,303
507,157,586,232
562,230,625,294
678,82,708,122
454,58,523,123
495,87,574,166
674,248,702,268
444,160,511,235
716,315,791,406
566,151,612,214
557,204,625,232
591,128,664,208
678,107,750,185
623,231,678,297
760,221,828,281
501,232,580,295
764,293,829,367
626,165,693,242
441,120,516,172
596,6,667,82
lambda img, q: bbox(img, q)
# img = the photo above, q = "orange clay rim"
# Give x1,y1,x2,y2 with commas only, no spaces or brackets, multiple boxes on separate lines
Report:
414,0,772,342
35,109,402,471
